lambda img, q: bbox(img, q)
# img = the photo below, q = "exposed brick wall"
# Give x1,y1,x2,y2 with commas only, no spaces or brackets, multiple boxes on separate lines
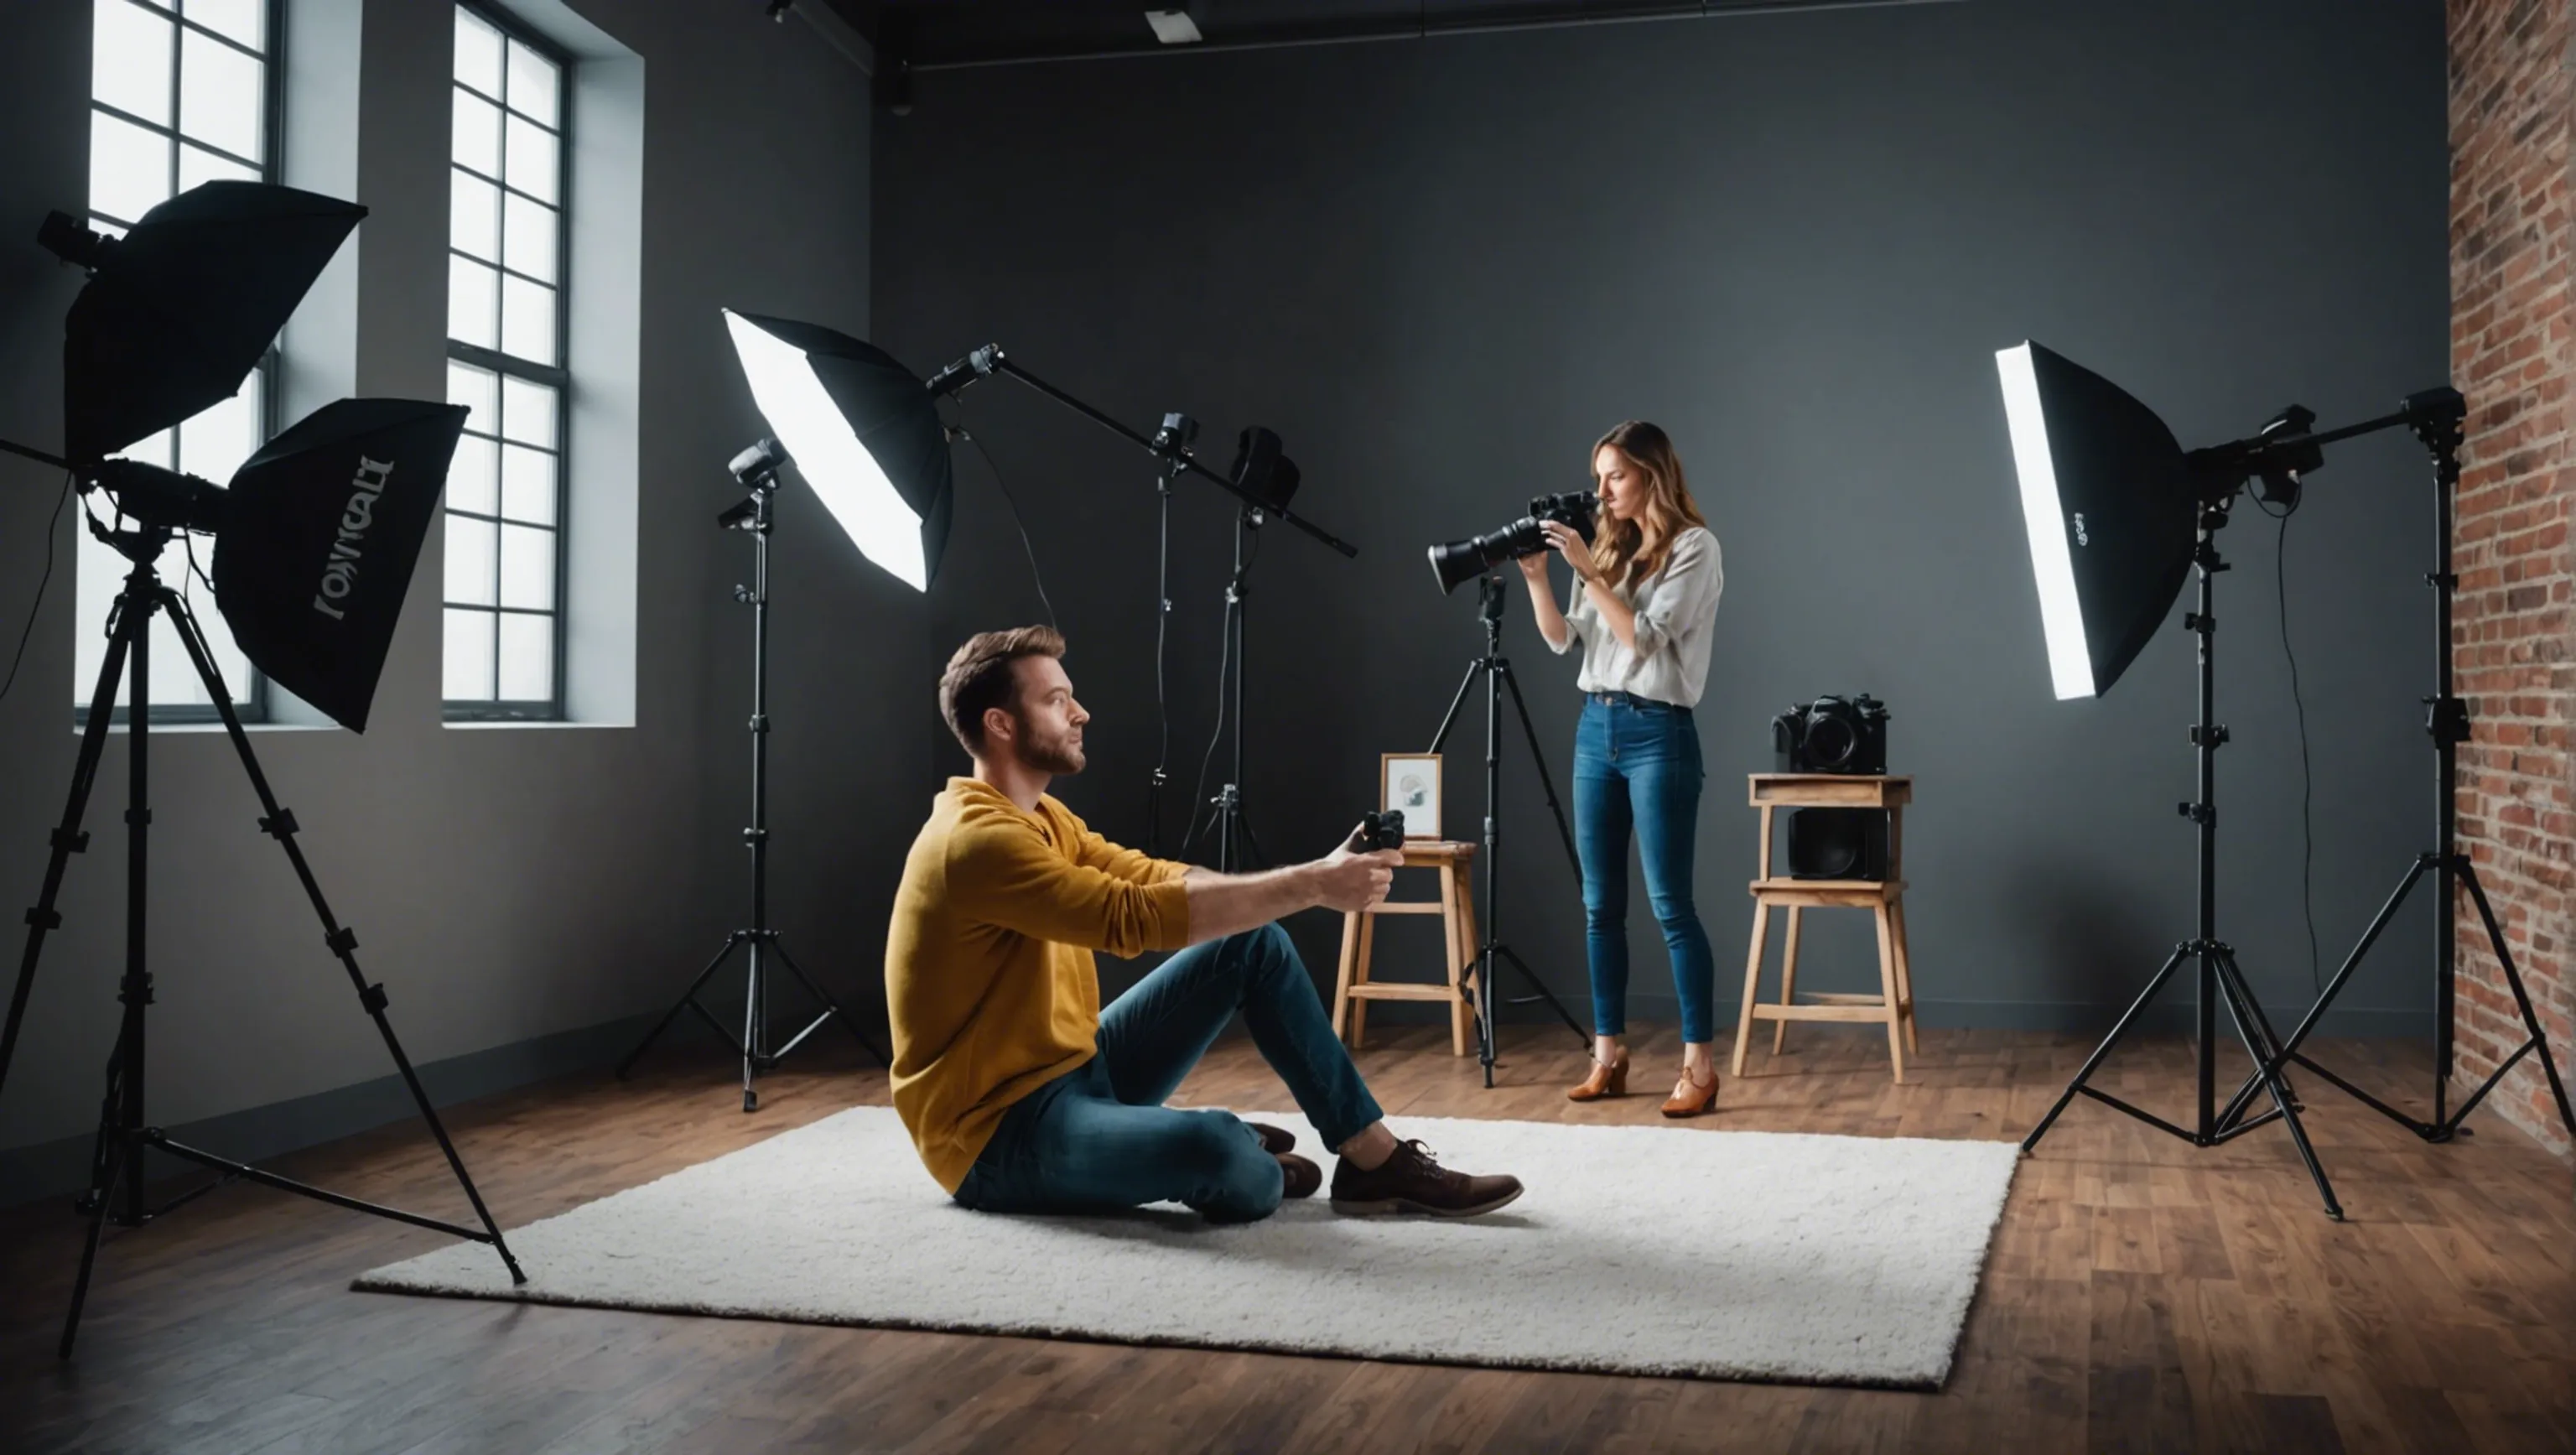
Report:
2449,0,2576,1159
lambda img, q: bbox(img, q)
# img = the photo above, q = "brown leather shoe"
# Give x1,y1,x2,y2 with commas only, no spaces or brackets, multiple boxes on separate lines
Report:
1330,1140,1524,1218
1660,1064,1719,1119
1276,1153,1322,1199
1566,1053,1630,1102
1245,1123,1318,1198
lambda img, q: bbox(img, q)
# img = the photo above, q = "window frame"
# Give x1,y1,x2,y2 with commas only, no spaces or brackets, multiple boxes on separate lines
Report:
78,0,286,729
443,0,574,723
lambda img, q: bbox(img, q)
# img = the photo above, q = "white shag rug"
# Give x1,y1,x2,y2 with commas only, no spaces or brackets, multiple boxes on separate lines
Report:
356,1107,2018,1389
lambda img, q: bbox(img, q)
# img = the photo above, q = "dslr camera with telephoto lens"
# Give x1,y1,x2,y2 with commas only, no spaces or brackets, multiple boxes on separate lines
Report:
1426,491,1601,595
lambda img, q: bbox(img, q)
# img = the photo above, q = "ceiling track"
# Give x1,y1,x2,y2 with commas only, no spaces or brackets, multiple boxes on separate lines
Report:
904,0,1961,73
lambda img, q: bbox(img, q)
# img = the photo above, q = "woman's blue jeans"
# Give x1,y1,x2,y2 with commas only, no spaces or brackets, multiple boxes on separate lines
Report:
1573,694,1718,1043
953,924,1384,1224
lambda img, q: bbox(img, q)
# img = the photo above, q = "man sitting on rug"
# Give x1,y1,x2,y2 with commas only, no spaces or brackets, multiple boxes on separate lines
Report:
886,625,1524,1224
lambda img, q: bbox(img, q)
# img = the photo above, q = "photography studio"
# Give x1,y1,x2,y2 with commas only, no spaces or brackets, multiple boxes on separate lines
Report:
0,1,2570,1451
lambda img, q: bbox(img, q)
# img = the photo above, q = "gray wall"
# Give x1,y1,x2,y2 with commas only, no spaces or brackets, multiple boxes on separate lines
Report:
870,0,2452,1032
0,0,887,1199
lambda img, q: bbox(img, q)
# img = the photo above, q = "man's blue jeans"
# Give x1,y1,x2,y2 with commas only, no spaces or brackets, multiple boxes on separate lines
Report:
1573,694,1718,1043
953,923,1385,1223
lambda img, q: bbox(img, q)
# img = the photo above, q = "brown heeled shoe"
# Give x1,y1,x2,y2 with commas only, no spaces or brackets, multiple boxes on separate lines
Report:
1566,1052,1629,1102
1660,1064,1719,1118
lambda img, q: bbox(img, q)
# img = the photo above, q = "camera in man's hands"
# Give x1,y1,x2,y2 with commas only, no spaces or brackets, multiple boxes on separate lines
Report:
1773,694,1890,775
1427,491,1601,595
1353,810,1407,853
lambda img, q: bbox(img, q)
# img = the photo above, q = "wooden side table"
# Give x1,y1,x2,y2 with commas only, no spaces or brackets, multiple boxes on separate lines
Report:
1331,841,1478,1056
1731,774,1918,1083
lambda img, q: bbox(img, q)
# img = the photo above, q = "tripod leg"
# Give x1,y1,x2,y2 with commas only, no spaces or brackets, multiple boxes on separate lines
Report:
5,625,133,1103
59,1124,124,1359
169,599,527,1284
2451,865,2576,1138
1426,659,1483,756
2210,948,2342,1219
771,938,890,1065
1493,943,1589,1044
2023,943,2191,1154
742,935,764,1111
1495,661,1583,881
620,935,745,1077
2218,854,2430,1132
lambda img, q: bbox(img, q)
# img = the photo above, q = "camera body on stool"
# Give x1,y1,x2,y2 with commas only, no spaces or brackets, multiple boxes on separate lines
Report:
1771,694,1892,881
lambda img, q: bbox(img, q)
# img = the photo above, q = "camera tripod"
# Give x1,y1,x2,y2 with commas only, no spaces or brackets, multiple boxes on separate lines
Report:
1427,574,1593,1086
2021,501,2343,1218
0,533,525,1356
619,444,886,1109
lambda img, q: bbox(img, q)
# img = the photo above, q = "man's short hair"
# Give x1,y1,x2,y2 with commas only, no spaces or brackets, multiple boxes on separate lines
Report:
939,626,1066,756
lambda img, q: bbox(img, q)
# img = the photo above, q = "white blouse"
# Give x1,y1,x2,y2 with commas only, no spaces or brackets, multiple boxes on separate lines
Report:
1547,525,1723,709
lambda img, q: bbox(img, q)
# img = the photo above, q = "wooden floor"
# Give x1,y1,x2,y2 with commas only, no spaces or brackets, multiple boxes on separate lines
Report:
3,1023,2571,1454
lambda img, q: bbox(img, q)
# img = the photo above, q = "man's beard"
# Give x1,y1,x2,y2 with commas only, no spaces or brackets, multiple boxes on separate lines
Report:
1017,723,1085,777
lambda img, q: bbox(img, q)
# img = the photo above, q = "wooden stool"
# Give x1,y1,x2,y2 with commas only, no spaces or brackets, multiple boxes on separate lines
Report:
1331,841,1478,1056
1732,774,1918,1082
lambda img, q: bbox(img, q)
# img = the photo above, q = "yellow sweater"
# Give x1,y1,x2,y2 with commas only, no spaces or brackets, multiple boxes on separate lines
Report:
885,778,1193,1192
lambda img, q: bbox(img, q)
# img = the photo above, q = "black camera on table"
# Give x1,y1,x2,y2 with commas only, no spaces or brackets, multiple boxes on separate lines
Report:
1772,694,1889,776
1771,695,1893,881
1354,810,1407,853
1427,491,1600,595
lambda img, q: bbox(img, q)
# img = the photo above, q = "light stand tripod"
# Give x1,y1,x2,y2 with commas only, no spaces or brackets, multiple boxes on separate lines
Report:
2022,498,2345,1219
619,441,887,1109
1427,574,1594,1086
0,529,526,1356
2215,391,2573,1145
1200,502,1268,871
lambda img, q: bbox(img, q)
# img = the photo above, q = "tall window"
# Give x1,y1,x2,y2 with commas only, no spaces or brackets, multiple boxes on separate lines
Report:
444,4,569,720
79,0,278,723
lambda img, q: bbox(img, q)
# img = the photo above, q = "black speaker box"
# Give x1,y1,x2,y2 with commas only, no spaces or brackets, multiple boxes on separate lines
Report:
1784,808,1888,881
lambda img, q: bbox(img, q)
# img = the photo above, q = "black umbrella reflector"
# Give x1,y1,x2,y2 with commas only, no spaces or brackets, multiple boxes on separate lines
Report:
724,310,953,590
1995,341,2197,700
214,399,466,732
60,181,364,465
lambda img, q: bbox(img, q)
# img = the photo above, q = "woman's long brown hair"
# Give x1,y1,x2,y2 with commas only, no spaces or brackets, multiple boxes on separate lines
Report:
1589,420,1706,592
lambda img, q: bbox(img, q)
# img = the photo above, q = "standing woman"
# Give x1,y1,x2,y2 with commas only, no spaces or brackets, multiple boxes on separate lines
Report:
1518,421,1724,1115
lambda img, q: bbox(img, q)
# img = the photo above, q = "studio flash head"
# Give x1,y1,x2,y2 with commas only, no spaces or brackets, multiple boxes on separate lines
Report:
1427,490,1600,595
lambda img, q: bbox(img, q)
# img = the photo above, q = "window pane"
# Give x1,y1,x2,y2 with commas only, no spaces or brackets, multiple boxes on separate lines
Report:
447,434,498,515
499,274,555,364
444,606,496,699
499,375,556,447
499,443,556,524
445,515,496,605
184,0,268,51
447,360,498,432
94,1,175,125
502,192,556,283
499,523,554,609
177,374,259,482
504,113,558,202
90,112,174,226
179,141,257,193
497,612,552,700
452,89,501,175
179,29,263,161
506,39,560,126
454,9,505,98
450,169,499,260
448,254,498,348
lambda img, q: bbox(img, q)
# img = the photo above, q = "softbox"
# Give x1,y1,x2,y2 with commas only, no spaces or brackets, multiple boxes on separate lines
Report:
63,181,365,465
214,399,466,731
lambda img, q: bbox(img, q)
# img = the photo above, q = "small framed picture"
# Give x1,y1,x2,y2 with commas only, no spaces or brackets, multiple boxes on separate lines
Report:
1381,753,1442,841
